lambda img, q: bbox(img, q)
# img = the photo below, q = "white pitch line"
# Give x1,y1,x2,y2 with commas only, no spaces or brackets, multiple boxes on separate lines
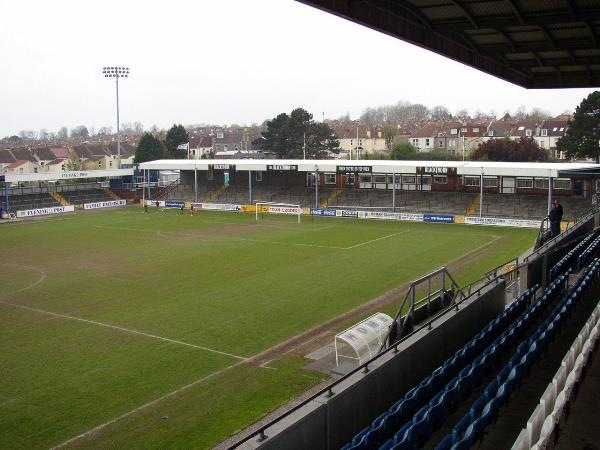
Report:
343,231,407,250
0,263,47,296
0,301,247,361
48,359,246,450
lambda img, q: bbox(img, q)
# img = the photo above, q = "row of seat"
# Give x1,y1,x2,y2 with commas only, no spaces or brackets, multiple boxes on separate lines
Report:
513,296,600,450
549,229,599,281
577,236,600,272
340,284,540,450
440,259,600,450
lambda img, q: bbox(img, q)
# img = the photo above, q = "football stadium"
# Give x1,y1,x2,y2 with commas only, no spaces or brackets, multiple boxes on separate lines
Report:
3,1,600,450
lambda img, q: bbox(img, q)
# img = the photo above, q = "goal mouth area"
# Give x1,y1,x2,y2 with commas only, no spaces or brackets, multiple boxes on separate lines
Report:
255,202,302,223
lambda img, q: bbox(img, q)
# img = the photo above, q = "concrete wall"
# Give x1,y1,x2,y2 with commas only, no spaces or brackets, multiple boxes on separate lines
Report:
240,279,506,450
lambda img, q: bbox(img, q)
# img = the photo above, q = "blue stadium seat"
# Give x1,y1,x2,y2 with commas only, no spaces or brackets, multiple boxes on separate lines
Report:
411,405,433,446
428,391,449,430
452,412,473,444
434,434,454,450
444,378,461,412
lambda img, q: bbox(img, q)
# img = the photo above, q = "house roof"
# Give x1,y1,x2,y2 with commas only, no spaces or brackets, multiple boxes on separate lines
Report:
7,160,29,170
540,120,569,137
512,121,538,137
486,120,515,137
0,150,15,164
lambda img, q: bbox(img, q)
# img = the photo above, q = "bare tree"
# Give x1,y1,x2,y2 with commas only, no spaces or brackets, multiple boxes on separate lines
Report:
57,127,69,139
134,122,144,134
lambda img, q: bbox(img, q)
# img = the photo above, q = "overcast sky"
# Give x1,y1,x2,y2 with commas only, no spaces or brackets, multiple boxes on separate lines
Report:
0,0,597,137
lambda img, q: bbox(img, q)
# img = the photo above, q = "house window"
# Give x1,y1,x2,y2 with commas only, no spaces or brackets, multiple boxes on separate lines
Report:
559,128,564,132
483,177,498,188
517,178,533,188
489,131,494,137
473,127,479,133
207,169,214,181
449,139,457,147
555,179,571,190
433,175,447,184
324,173,336,185
464,176,480,187
109,161,113,167
541,129,548,136
518,126,525,131
216,132,224,139
425,138,430,147
535,178,549,189
526,129,532,137
255,171,263,182
461,128,467,133
98,161,102,168
412,138,419,146
450,128,458,135
438,140,443,148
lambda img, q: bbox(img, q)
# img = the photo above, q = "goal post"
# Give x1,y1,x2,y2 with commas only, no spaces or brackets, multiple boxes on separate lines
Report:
255,202,302,223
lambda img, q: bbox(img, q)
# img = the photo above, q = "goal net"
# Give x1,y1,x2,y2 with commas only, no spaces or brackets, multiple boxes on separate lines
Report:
255,202,302,223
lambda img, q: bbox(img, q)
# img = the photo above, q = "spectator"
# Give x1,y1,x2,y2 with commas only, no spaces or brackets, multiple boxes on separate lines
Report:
549,200,563,237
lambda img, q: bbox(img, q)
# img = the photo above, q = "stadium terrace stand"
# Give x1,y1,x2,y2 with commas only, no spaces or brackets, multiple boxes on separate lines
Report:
140,160,600,221
58,188,115,206
7,193,61,211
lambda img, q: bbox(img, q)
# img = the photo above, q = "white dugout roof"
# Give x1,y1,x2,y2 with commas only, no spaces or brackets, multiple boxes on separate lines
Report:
139,159,600,178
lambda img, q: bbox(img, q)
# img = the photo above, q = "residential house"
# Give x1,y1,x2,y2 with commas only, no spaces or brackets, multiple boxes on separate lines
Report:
461,122,488,154
5,160,39,174
212,129,250,153
410,122,445,153
510,121,538,140
485,120,515,140
334,125,387,157
189,136,213,159
33,147,69,172
535,119,569,159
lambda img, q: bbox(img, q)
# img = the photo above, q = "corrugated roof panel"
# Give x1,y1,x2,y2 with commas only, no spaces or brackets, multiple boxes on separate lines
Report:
470,33,507,45
466,1,513,16
517,0,566,13
551,26,589,39
508,30,547,42
419,4,463,21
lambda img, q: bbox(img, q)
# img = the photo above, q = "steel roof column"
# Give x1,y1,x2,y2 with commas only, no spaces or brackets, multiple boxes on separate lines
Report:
194,165,198,203
248,170,253,205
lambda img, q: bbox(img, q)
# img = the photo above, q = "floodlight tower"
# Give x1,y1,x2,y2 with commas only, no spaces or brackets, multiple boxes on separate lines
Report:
102,66,129,169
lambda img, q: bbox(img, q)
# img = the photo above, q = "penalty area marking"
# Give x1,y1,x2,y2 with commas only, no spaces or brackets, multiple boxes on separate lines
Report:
342,231,407,250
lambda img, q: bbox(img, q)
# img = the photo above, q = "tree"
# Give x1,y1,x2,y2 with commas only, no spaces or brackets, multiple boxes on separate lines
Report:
64,154,82,171
471,137,547,162
262,108,339,158
431,105,451,120
135,132,168,163
556,91,600,160
164,124,189,158
57,127,68,139
70,125,89,139
390,142,418,160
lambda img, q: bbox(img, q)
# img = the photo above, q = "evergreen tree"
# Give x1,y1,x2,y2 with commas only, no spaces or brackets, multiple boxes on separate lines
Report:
164,124,189,158
556,91,600,160
134,132,167,163
262,108,339,158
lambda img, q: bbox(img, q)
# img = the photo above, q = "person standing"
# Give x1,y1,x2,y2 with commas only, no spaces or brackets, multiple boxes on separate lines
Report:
549,200,563,237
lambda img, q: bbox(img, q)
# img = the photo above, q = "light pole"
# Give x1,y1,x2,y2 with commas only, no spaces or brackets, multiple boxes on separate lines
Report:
102,66,129,169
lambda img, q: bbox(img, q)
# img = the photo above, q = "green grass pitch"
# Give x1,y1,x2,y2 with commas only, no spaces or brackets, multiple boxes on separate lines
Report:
0,207,536,449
